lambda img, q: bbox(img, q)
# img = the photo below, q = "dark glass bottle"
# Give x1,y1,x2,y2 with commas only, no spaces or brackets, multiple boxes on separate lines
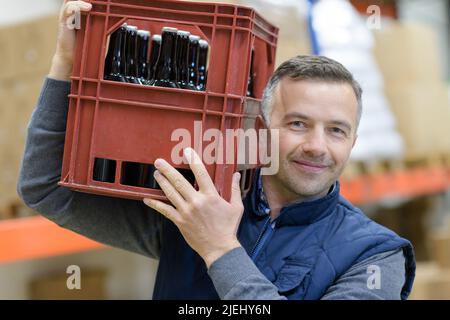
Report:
187,35,200,90
104,26,117,77
147,34,162,84
176,30,194,90
137,30,150,85
247,49,255,97
124,25,140,84
152,27,179,88
197,39,209,91
104,23,127,82
93,158,116,183
141,164,160,189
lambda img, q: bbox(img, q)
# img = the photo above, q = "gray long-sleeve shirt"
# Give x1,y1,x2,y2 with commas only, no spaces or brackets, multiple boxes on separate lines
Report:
17,77,407,300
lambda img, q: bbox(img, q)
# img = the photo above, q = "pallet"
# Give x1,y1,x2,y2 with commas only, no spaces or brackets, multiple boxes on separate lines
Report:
0,198,37,220
342,153,450,180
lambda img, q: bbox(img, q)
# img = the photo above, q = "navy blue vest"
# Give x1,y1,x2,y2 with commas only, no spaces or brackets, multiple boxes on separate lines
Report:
152,173,415,300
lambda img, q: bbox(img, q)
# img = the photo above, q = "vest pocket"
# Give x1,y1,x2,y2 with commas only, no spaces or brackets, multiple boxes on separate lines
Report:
273,262,311,295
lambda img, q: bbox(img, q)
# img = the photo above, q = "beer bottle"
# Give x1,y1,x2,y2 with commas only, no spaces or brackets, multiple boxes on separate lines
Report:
137,30,150,85
176,30,194,90
147,34,162,84
124,25,140,84
124,163,160,189
104,23,127,82
104,26,117,77
141,164,161,189
187,35,200,90
121,162,149,187
93,158,116,183
247,49,255,97
152,27,179,88
197,40,209,91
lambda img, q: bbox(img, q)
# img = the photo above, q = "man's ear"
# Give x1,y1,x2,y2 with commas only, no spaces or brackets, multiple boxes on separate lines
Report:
255,115,267,130
351,134,358,148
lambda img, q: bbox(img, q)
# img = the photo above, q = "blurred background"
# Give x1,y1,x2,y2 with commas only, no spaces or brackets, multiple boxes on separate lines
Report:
0,0,449,299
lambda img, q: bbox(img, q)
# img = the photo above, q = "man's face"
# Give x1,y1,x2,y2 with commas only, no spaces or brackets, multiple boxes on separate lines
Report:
266,79,358,201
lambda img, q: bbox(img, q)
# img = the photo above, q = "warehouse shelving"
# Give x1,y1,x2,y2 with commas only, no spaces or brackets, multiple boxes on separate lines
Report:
0,215,103,263
1,163,449,264
341,164,450,205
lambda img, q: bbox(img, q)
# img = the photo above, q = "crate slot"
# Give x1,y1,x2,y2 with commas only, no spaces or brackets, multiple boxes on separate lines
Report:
93,158,117,183
121,162,160,189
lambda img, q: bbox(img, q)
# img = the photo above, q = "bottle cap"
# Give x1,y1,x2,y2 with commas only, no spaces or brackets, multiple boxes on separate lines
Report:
137,30,150,37
199,40,209,48
152,34,162,41
189,35,201,42
177,30,191,37
162,27,178,33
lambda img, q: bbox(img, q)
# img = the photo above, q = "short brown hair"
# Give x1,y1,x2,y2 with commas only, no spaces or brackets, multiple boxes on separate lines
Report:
262,55,363,129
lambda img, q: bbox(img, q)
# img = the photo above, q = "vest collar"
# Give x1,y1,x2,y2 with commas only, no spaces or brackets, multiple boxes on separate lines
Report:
247,169,340,227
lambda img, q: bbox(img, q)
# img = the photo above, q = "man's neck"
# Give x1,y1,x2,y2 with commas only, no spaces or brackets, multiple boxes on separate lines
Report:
261,174,330,220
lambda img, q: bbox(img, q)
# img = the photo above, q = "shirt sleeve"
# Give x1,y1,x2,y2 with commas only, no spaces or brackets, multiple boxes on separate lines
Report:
321,248,406,300
17,77,163,259
207,246,406,300
207,247,288,300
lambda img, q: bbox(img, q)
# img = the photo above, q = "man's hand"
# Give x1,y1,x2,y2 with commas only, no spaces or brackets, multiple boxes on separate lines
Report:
143,148,244,268
49,0,92,81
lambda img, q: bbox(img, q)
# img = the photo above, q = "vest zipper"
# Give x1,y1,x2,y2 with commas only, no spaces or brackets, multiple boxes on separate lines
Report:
250,217,277,261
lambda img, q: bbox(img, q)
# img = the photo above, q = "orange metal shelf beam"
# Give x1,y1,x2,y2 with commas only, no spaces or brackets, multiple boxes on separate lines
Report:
0,216,104,264
341,165,450,205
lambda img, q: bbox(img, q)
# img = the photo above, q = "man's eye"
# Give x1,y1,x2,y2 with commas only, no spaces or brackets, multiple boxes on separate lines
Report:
289,121,306,129
330,127,346,136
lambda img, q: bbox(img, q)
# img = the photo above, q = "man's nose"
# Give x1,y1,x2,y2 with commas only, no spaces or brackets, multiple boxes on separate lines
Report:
302,129,327,157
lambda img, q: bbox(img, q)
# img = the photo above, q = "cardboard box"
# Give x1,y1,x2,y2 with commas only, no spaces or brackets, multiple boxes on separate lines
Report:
384,82,450,158
13,15,58,77
251,5,311,66
29,269,107,300
197,0,311,65
0,15,58,79
276,36,311,67
374,22,443,83
0,24,16,79
0,73,47,207
429,229,450,270
0,18,52,210
0,201,16,220
409,262,450,300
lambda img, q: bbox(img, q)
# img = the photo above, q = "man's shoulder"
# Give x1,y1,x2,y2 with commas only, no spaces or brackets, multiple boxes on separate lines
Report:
336,195,364,216
323,195,412,261
335,195,398,239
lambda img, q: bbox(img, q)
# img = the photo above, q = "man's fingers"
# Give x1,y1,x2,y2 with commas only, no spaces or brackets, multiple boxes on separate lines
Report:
230,172,243,207
143,198,183,224
153,170,187,212
183,148,216,193
154,159,196,201
63,1,92,18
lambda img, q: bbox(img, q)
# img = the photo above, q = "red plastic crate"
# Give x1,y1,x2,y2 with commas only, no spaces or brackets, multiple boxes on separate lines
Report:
59,0,279,202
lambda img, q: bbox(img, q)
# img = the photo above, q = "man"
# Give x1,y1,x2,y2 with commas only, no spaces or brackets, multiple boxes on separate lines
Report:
18,0,415,300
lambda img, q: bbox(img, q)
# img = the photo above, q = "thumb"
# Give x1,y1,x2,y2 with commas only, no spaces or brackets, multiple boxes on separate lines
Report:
230,172,242,206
